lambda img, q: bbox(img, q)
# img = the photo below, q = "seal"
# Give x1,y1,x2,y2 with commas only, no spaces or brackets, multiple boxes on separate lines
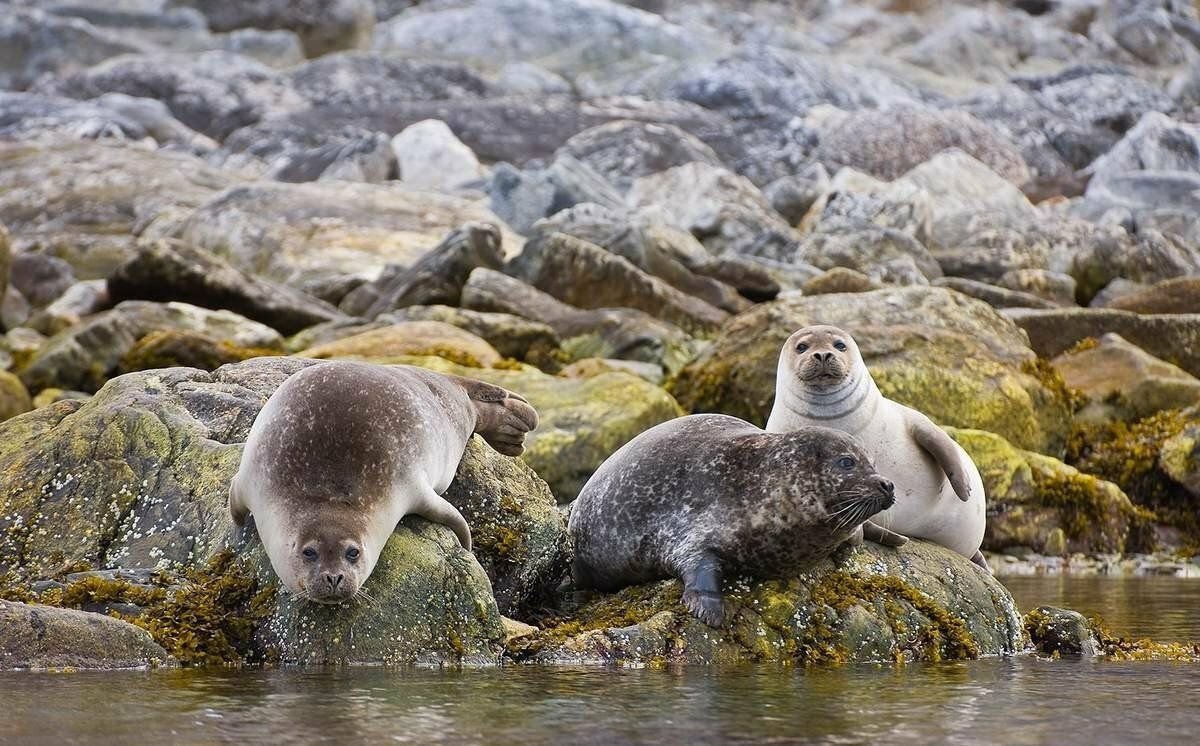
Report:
568,414,900,627
229,360,538,604
765,325,989,571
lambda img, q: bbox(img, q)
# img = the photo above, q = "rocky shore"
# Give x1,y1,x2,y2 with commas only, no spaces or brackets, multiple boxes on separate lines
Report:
2,0,1200,668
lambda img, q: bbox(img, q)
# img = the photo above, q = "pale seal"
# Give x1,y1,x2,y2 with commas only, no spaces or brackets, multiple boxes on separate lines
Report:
568,414,901,627
765,325,989,571
229,360,538,603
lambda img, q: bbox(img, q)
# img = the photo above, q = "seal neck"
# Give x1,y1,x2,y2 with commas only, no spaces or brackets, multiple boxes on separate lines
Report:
776,359,881,434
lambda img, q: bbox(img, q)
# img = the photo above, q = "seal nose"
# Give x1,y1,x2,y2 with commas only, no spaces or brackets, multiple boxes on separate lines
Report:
325,573,344,591
877,478,895,507
814,351,833,363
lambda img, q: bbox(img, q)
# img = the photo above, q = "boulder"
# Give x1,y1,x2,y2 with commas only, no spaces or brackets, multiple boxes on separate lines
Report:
298,322,504,368
514,540,1024,665
0,601,171,670
933,278,1060,310
381,306,561,370
997,269,1076,306
487,156,623,235
950,428,1138,555
794,223,941,286
1083,112,1200,196
392,119,486,192
1025,606,1101,657
671,286,1074,454
1051,334,1200,423
218,119,394,184
800,268,882,295
26,280,110,336
108,240,346,336
0,370,32,422
7,254,75,310
16,300,283,393
0,7,144,91
1106,277,1200,315
556,120,724,192
172,0,375,58
0,91,149,144
118,330,276,374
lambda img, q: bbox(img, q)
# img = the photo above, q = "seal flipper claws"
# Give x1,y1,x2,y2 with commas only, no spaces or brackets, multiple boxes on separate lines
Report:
971,550,993,574
862,520,908,547
683,589,725,628
413,491,473,552
681,552,725,628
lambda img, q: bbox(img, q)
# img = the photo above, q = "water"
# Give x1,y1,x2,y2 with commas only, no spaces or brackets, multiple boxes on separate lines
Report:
2,576,1198,745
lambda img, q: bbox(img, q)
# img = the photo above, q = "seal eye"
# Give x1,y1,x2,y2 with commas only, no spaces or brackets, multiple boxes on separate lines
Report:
345,546,361,563
834,341,847,351
837,456,856,470
796,342,809,353
302,547,318,561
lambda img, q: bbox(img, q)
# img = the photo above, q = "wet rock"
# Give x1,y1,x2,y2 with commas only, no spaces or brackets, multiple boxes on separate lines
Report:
0,370,32,422
118,329,276,374
108,240,345,336
671,286,1073,453
556,120,723,192
1024,606,1100,657
173,0,375,58
27,280,110,336
808,105,1030,185
0,7,145,91
1106,277,1200,315
392,119,486,192
340,223,504,319
17,300,283,393
1051,334,1200,423
951,428,1138,554
800,268,882,295
1007,308,1200,378
933,277,1060,310
507,232,727,335
169,180,519,289
462,268,700,375
0,600,171,670
298,321,504,368
515,540,1024,665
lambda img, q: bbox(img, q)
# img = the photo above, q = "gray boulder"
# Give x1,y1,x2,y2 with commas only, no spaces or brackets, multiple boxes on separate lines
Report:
0,601,171,670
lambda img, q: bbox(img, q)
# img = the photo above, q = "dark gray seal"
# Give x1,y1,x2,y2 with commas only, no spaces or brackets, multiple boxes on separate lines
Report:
230,360,538,604
567,414,901,627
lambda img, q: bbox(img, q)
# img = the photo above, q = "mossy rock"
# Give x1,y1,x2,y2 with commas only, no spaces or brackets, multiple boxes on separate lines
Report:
384,355,685,501
512,541,1025,665
0,357,568,664
297,321,504,368
670,287,1072,454
1024,606,1100,657
0,369,32,422
119,329,280,374
949,428,1140,554
0,599,173,670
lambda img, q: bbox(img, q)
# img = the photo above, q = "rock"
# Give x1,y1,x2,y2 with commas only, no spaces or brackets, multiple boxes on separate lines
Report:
997,269,1077,306
90,93,218,151
896,149,1036,231
107,240,346,336
298,321,504,368
1,288,30,333
173,0,375,58
950,428,1138,555
1024,606,1101,657
35,51,298,141
1089,278,1148,308
214,29,306,69
794,223,941,285
933,277,1060,310
801,268,882,295
762,164,830,225
118,330,275,374
559,357,664,384
506,232,727,335
1007,308,1200,378
169,180,519,289
284,52,496,111
488,156,623,235
1160,419,1200,502
339,223,503,319
392,119,486,192
30,388,90,409
381,306,561,370
671,286,1073,453
1106,277,1200,315
8,254,77,309
0,356,569,663
0,7,144,91
17,300,283,393
556,120,723,192
0,224,8,319
0,600,171,670
0,140,243,280
1051,334,1200,423
1084,113,1200,193
219,119,394,184
0,91,148,144
3,327,44,372
462,268,700,375
514,540,1024,665
27,280,110,336
1110,9,1192,67
808,105,1030,185
0,370,32,422
628,162,798,260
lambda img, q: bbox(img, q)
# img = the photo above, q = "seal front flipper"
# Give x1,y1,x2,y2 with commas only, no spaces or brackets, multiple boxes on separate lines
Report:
411,488,473,552
680,551,725,628
862,520,908,547
453,377,539,456
908,414,972,502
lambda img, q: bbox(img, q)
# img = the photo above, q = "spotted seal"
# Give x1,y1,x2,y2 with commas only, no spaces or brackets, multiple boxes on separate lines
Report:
230,360,538,603
765,325,989,570
568,414,899,627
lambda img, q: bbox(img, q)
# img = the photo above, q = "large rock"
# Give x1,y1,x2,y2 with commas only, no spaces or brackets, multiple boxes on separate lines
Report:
16,300,283,393
1106,277,1200,315
298,322,505,368
487,155,623,235
382,306,561,369
0,370,32,422
514,540,1024,665
392,119,486,192
671,286,1073,454
1007,308,1200,379
506,232,728,335
0,357,568,663
173,0,375,58
0,7,145,91
167,180,520,288
462,268,700,375
556,120,724,192
793,223,941,286
0,601,171,670
950,428,1139,555
1083,112,1200,202
1051,334,1200,423
108,240,346,336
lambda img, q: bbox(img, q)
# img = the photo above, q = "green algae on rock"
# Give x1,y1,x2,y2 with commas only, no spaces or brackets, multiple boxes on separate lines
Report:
119,329,282,374
512,541,1024,666
669,287,1073,454
0,369,32,422
0,599,172,670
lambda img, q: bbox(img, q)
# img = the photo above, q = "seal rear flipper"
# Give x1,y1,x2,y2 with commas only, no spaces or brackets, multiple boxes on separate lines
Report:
971,550,993,574
229,477,248,528
458,378,539,456
908,415,973,502
680,551,725,628
862,520,908,547
412,491,473,552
